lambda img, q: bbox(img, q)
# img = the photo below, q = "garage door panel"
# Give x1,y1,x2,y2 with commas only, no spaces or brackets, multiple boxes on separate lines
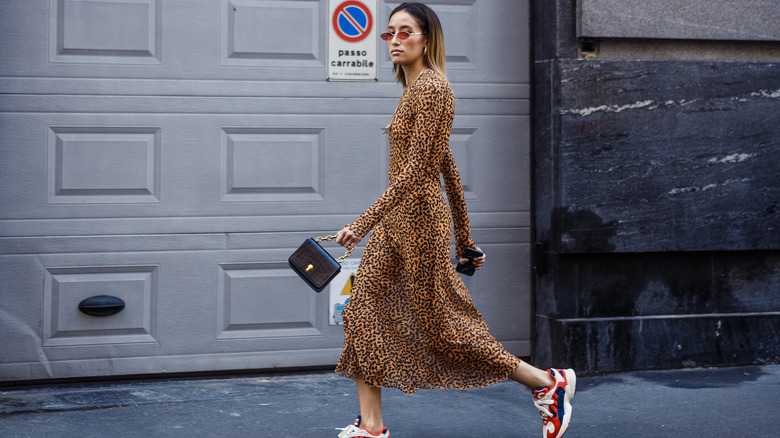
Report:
381,0,528,83
451,115,531,213
220,127,326,203
222,0,324,67
216,262,321,339
43,265,159,347
378,2,483,72
50,0,163,65
48,126,162,204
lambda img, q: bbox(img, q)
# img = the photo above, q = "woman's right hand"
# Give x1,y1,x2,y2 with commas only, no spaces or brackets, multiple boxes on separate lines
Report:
336,227,361,250
458,246,486,271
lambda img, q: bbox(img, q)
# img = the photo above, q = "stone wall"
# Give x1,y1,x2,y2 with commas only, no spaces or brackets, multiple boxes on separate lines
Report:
532,0,780,373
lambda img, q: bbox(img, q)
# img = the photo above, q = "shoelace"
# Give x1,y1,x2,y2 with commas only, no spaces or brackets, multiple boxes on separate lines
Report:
336,424,357,437
336,424,377,438
533,393,554,418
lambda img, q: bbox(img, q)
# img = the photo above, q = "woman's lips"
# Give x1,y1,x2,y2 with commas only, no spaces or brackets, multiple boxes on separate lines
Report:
391,49,403,56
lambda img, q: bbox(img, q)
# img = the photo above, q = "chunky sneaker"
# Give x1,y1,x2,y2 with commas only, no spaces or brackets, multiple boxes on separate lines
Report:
336,415,390,438
532,368,576,438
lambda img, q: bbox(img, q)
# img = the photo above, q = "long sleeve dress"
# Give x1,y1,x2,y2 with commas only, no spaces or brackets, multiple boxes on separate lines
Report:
335,69,521,394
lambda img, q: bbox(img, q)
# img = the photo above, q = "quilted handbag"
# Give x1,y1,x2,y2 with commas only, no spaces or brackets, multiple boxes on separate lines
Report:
289,235,354,292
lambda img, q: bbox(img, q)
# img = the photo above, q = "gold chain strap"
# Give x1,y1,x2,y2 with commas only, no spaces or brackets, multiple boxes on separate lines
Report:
315,235,354,263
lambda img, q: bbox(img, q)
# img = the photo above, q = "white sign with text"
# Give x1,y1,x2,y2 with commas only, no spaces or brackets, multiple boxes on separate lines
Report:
328,0,377,81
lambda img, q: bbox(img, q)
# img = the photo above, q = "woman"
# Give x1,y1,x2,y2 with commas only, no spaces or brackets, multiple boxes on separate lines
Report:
334,3,575,438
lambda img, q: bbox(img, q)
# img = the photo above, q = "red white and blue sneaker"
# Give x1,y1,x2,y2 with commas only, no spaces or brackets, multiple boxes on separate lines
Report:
336,415,390,438
532,368,576,438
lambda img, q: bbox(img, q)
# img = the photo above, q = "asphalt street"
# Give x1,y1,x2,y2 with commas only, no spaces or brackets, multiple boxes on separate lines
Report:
1,364,778,437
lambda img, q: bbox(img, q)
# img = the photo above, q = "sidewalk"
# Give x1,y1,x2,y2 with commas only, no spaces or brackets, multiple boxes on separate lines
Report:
1,364,778,437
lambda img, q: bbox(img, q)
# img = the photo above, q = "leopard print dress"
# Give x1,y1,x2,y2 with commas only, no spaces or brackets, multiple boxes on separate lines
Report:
335,69,520,394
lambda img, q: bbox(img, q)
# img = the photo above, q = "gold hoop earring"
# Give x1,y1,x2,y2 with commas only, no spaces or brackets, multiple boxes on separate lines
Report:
424,46,428,55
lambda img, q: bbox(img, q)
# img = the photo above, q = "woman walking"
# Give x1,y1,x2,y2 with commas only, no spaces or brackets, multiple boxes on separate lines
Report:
334,3,575,437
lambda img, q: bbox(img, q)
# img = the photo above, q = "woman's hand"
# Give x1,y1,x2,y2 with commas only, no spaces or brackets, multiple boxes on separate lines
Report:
458,247,486,271
336,227,361,250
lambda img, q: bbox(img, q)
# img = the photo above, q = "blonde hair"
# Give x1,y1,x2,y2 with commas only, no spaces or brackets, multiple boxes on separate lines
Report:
389,2,446,87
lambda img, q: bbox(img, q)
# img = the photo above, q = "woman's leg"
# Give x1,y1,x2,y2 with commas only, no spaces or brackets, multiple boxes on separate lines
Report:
356,374,384,435
509,360,556,389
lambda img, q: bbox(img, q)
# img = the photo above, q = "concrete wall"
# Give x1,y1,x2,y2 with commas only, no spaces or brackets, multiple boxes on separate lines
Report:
532,0,780,373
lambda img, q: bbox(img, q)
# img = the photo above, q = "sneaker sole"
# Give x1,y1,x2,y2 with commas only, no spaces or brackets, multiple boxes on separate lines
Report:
557,369,576,438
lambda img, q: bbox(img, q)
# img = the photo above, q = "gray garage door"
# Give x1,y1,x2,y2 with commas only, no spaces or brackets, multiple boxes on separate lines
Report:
0,0,531,382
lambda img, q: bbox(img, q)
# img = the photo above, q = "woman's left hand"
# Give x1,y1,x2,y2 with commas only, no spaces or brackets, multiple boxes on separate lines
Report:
458,247,486,271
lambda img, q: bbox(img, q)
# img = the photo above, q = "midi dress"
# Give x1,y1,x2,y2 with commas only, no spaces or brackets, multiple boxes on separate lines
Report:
335,69,521,394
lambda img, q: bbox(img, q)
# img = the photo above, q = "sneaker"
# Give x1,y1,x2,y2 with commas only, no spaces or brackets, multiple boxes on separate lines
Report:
532,368,576,438
336,415,390,438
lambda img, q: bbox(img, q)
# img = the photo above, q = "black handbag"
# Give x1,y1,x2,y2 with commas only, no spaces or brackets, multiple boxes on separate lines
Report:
288,235,354,292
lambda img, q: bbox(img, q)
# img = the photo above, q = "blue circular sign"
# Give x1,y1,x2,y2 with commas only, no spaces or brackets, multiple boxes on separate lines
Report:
333,1,373,43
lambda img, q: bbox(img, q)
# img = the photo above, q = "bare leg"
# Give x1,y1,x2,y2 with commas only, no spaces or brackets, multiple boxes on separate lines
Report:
356,374,384,435
509,360,556,390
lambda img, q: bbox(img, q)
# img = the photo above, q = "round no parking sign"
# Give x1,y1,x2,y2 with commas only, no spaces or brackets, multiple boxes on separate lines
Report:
333,1,373,43
328,0,377,81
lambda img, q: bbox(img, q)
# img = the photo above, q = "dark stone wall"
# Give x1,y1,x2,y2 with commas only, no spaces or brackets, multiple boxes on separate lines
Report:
532,0,780,373
534,251,780,371
578,0,780,41
556,60,780,253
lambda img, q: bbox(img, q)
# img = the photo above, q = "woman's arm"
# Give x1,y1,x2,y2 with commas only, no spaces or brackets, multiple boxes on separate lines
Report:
440,146,476,258
442,151,485,270
344,79,448,241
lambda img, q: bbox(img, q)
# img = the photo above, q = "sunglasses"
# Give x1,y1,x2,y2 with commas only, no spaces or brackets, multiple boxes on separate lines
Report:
380,31,426,41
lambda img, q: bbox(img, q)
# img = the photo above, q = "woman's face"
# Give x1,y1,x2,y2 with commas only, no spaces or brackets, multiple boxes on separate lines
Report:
386,10,427,67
